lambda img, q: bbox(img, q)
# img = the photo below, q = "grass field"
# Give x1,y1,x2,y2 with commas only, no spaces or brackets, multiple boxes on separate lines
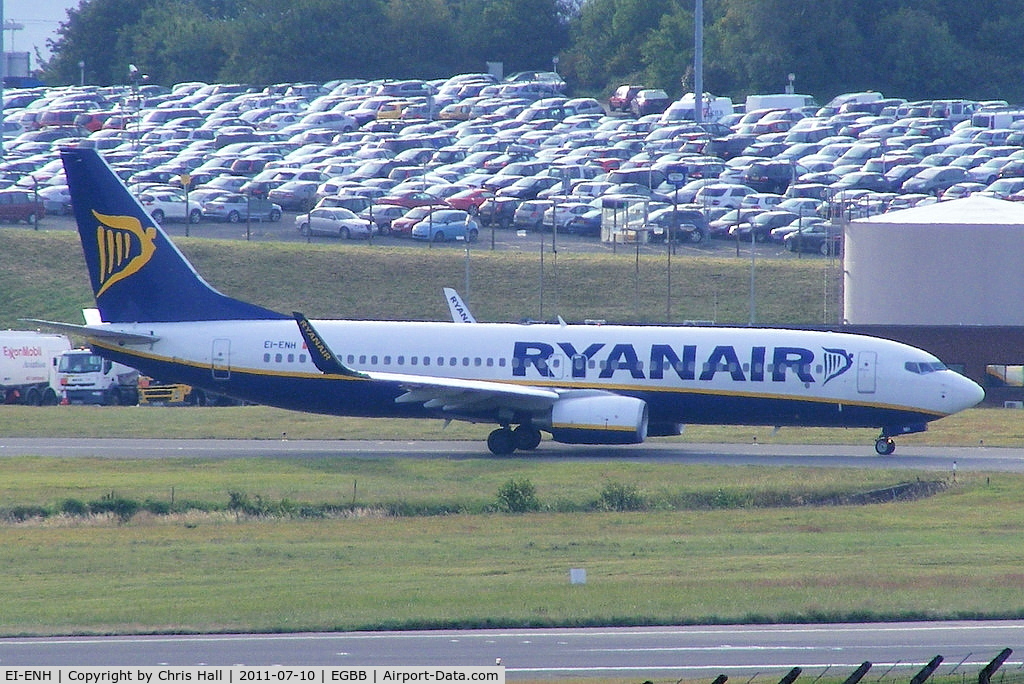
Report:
1,452,1023,637
0,230,841,330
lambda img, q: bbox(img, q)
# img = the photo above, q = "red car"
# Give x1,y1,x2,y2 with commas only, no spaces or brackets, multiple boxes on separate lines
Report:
445,188,495,214
388,204,445,237
0,189,45,223
609,85,642,112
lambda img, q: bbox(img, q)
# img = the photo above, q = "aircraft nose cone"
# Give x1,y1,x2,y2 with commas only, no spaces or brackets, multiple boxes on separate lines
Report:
949,373,985,413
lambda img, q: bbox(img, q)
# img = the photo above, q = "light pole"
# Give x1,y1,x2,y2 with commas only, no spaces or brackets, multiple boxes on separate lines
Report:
693,0,703,125
78,60,85,86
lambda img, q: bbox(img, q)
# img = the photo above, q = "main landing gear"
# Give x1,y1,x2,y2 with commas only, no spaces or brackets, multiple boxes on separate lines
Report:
487,424,542,456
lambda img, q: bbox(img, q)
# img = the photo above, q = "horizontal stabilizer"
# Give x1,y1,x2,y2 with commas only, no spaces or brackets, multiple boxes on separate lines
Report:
20,318,160,344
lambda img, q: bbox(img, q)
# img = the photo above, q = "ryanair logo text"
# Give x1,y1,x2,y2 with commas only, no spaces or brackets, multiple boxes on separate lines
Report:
93,210,157,296
512,342,854,384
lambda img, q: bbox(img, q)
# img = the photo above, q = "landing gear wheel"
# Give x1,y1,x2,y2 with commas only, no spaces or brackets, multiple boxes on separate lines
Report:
513,425,542,451
875,437,896,455
487,428,516,456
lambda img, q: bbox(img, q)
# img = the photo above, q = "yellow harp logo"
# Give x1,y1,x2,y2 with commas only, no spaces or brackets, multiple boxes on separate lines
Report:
93,210,158,297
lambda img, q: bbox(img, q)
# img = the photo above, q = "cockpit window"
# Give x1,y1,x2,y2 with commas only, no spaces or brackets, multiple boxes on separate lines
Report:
905,361,947,374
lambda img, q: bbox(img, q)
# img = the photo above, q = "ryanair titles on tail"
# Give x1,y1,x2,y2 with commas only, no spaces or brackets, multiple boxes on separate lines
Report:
512,341,855,385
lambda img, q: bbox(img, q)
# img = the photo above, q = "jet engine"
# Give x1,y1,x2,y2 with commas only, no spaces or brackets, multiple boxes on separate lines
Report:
545,393,648,445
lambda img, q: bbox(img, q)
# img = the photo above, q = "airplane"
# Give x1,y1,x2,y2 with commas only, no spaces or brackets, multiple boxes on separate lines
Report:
38,147,985,456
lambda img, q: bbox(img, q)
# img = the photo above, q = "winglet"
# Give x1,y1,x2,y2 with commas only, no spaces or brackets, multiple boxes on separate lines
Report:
443,287,476,323
293,312,367,378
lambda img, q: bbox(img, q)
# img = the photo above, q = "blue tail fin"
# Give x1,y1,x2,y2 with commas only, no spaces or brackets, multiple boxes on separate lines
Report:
60,148,288,323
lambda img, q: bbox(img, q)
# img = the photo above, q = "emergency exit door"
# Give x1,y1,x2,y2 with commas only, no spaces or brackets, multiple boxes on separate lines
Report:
212,338,231,380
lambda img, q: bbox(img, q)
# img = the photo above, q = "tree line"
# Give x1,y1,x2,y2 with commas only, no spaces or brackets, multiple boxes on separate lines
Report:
40,0,1024,105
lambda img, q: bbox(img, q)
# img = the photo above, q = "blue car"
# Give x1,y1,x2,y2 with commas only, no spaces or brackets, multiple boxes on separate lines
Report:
411,209,480,242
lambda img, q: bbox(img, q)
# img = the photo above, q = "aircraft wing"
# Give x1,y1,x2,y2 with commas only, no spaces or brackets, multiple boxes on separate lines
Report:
20,319,160,345
367,369,559,412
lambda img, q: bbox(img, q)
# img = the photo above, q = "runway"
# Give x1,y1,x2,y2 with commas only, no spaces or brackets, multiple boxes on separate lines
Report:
1,622,1023,677
1,437,1023,472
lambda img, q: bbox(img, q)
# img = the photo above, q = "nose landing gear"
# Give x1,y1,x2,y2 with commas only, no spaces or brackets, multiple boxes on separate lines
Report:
875,437,896,455
875,422,928,455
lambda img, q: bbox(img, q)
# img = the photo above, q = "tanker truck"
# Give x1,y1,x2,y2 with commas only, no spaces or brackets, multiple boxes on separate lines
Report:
0,331,72,405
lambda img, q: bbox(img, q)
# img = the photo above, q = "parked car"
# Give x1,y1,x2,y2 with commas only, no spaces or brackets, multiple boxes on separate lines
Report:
358,204,408,234
445,187,495,214
900,166,970,195
390,204,445,237
642,206,708,243
410,209,480,242
315,195,374,213
694,183,756,209
202,194,283,222
609,85,643,112
37,185,72,215
541,201,595,232
295,207,373,239
378,189,442,208
267,180,320,211
0,188,45,222
513,199,550,230
783,222,843,255
137,189,201,224
740,160,803,194
730,210,800,242
477,196,520,229
631,89,671,117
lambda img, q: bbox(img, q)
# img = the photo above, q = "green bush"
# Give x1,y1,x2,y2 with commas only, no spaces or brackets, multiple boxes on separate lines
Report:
88,493,139,522
59,498,88,516
598,482,646,511
496,478,540,513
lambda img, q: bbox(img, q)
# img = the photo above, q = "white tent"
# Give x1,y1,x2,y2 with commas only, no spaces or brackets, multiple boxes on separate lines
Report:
844,195,1024,325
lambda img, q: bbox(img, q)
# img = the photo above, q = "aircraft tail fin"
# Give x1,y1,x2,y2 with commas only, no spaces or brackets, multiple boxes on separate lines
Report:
60,147,288,323
443,287,476,323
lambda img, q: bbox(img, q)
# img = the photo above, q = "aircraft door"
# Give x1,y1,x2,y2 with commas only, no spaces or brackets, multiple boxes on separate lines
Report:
548,354,567,380
857,351,877,394
212,338,231,380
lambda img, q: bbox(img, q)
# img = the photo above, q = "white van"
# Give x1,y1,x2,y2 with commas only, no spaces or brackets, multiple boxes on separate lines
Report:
660,93,733,124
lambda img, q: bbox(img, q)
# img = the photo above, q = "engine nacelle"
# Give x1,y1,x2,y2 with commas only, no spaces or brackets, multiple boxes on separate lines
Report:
546,394,649,445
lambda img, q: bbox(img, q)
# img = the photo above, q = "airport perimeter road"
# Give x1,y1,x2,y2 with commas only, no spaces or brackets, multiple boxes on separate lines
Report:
1,438,1022,471
1,622,1022,676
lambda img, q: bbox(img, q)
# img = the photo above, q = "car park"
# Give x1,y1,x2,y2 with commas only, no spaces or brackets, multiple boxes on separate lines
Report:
5,75,1024,264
